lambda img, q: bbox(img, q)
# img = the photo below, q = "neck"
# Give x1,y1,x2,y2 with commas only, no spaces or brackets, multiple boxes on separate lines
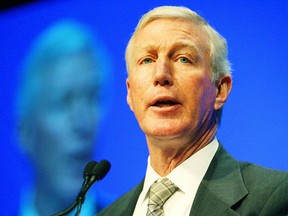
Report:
147,123,217,176
34,182,74,215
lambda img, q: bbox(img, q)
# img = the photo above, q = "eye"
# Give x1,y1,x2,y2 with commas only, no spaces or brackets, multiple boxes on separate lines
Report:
179,57,191,63
142,58,153,64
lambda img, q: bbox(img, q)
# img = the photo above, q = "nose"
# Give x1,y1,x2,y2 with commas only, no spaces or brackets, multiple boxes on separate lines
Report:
71,97,97,137
154,57,173,86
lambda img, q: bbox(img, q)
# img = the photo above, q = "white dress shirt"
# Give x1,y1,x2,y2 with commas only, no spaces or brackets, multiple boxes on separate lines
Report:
133,138,219,216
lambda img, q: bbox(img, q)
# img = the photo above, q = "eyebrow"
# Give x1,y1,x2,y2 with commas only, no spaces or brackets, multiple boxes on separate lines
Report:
138,40,201,55
171,40,201,55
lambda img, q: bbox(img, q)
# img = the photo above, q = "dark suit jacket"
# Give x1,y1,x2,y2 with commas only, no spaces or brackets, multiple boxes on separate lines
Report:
98,145,288,216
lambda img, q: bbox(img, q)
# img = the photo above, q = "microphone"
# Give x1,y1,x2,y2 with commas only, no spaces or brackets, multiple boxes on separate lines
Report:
76,161,98,203
92,160,111,180
53,160,111,216
84,161,98,178
77,160,111,202
82,161,97,189
85,160,111,189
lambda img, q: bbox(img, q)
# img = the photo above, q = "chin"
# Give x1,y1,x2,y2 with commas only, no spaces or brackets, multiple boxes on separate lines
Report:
58,178,82,199
147,123,187,137
143,119,190,136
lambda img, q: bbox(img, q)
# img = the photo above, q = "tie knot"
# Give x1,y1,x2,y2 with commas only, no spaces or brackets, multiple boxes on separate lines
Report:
148,178,178,208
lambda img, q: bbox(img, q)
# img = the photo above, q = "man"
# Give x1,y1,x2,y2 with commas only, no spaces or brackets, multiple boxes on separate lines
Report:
98,6,288,216
16,20,114,215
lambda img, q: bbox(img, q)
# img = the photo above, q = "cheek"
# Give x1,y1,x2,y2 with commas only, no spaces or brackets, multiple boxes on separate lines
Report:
42,113,69,135
33,115,73,168
182,77,215,110
33,112,70,154
129,89,144,117
129,80,146,109
198,84,217,115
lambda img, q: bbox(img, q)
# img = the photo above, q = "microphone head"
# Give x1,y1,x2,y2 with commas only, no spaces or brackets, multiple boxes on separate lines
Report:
91,160,111,181
83,161,97,179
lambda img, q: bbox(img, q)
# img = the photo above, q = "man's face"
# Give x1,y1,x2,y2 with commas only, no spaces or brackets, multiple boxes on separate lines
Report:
126,18,218,142
26,53,100,198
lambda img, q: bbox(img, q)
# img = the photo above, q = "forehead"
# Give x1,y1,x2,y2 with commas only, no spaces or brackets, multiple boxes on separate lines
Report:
35,54,99,99
132,18,210,55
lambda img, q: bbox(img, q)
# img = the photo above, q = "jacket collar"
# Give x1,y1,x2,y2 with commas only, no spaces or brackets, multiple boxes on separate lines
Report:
113,143,248,216
190,144,248,215
118,180,144,216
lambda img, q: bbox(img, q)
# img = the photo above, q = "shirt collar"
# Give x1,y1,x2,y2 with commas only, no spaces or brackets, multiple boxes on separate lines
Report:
140,138,219,203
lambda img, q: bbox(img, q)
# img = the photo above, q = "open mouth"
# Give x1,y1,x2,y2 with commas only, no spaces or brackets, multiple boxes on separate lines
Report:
151,100,180,108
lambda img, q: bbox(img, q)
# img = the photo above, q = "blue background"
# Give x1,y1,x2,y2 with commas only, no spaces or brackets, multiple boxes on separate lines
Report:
1,0,287,215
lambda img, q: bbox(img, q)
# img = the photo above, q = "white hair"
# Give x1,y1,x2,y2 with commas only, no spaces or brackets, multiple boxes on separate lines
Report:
16,20,110,121
125,6,231,82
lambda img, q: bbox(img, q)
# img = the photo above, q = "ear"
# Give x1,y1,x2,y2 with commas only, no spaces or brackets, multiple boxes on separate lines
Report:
126,78,134,111
214,74,232,111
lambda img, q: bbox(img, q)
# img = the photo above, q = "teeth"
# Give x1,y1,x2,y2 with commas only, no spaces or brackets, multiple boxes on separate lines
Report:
154,100,176,107
157,103,172,107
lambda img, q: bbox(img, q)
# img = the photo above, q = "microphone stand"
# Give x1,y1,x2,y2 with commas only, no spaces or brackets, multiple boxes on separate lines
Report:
53,176,91,216
53,200,78,216
53,160,111,216
75,197,84,216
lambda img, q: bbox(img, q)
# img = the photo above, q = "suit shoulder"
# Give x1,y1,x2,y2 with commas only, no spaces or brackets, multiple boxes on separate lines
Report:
240,162,288,191
97,181,143,216
236,162,288,215
240,162,288,179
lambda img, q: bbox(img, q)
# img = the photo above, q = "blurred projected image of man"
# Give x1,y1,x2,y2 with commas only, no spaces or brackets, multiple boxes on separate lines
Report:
16,20,114,216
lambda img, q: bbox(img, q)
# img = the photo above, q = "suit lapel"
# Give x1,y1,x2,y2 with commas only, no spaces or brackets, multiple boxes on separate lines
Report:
190,144,248,216
118,180,144,216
